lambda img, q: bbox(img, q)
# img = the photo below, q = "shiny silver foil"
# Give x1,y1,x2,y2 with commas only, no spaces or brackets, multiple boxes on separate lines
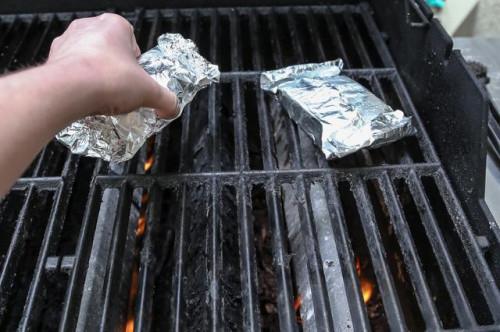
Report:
56,33,220,162
261,60,415,159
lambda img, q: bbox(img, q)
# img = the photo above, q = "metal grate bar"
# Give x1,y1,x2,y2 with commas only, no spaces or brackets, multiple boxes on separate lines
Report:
172,184,188,332
0,17,17,51
254,73,298,329
247,10,262,71
295,176,334,331
18,179,73,330
209,10,220,172
286,10,304,64
267,11,284,68
170,9,179,31
210,178,221,332
132,9,145,42
232,79,249,171
30,19,67,176
93,164,442,188
358,6,395,67
177,10,193,173
265,182,299,331
407,171,476,328
98,182,133,331
323,175,370,331
306,179,353,331
351,176,407,331
30,14,55,63
177,104,191,170
265,14,306,170
324,9,351,68
379,172,441,330
280,99,304,169
135,185,161,332
12,177,64,190
146,9,160,51
189,9,198,41
0,185,36,321
59,177,102,332
433,171,500,322
236,179,260,331
305,8,326,61
4,16,38,71
342,12,372,68
209,9,218,65
370,75,386,102
229,11,250,171
254,83,276,171
32,144,63,178
229,10,240,71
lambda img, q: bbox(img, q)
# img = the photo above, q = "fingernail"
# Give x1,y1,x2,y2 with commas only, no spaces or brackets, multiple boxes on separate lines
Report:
156,96,181,120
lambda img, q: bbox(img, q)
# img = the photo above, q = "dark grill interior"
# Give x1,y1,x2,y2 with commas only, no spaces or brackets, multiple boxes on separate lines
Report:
1,3,500,332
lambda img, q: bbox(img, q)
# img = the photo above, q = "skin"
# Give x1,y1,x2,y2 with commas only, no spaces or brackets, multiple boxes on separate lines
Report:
0,13,178,196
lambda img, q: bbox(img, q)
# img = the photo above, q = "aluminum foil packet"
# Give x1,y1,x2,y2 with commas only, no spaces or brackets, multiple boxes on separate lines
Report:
260,60,415,159
56,33,220,162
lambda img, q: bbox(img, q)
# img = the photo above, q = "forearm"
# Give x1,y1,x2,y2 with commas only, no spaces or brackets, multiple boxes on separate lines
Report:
0,61,98,196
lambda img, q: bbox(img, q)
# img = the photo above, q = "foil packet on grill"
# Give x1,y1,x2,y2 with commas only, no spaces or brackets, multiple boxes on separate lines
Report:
260,60,415,159
56,33,220,162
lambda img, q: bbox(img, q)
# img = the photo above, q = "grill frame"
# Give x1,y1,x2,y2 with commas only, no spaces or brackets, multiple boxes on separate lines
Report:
0,2,499,331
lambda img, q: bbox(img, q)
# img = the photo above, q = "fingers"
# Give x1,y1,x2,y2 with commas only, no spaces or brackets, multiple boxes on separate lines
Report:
139,73,179,119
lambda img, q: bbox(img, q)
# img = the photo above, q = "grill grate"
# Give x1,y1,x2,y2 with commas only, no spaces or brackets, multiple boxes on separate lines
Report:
1,4,500,332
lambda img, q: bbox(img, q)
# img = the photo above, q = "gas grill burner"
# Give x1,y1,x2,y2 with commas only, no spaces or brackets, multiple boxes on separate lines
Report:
1,1,499,331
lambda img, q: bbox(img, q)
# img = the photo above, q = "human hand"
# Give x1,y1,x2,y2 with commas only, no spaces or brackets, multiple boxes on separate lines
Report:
46,13,178,119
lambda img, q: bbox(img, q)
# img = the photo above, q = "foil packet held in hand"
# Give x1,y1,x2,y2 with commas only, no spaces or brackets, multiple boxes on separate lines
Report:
260,60,415,159
56,33,220,162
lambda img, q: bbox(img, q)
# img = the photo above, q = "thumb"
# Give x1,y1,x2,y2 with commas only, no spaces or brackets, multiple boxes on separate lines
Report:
140,73,179,119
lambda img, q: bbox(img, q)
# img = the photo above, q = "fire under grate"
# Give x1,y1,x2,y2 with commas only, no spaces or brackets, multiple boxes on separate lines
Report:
1,4,500,332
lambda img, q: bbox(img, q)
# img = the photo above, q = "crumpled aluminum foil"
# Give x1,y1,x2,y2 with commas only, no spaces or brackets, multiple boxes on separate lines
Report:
261,60,415,159
56,33,220,162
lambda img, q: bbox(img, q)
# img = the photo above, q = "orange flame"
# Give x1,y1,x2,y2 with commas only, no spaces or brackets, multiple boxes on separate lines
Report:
293,295,302,311
136,215,146,237
144,155,154,172
355,257,374,303
125,319,134,332
140,192,149,205
360,278,374,303
294,295,303,324
125,265,139,332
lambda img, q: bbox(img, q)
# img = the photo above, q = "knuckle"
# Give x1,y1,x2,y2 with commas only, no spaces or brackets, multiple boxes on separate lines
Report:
50,36,61,48
68,18,81,28
99,13,115,20
101,13,129,26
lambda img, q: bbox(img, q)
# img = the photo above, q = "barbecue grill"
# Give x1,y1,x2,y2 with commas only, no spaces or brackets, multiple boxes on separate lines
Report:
1,0,499,331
